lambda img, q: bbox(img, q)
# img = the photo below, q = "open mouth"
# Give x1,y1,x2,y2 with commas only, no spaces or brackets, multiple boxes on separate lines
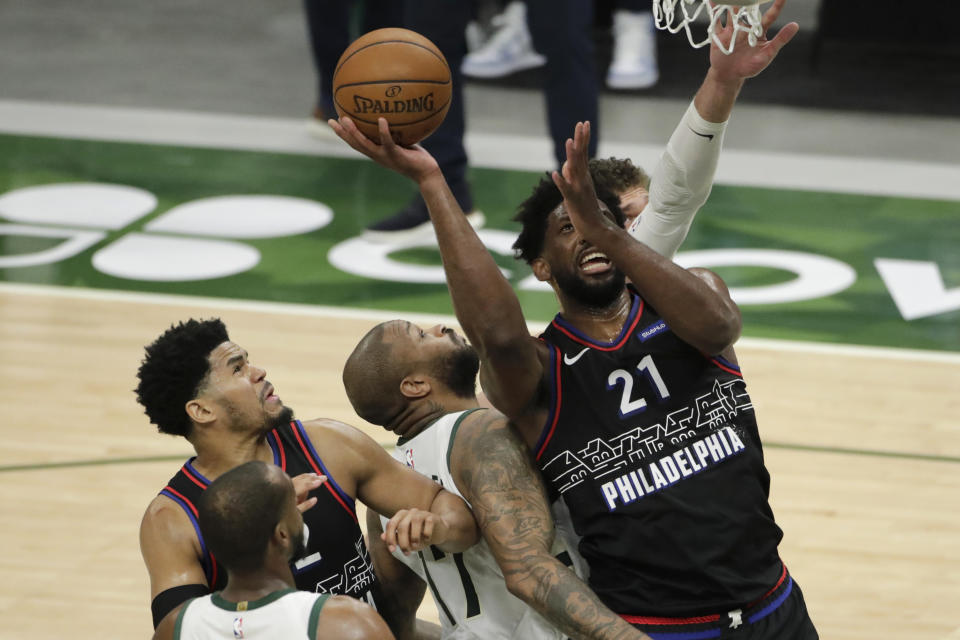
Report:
262,383,280,403
579,250,612,275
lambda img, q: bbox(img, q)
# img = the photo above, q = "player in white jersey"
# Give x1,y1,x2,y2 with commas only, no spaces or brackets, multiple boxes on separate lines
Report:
153,461,394,640
380,409,567,639
173,590,368,639
344,321,651,640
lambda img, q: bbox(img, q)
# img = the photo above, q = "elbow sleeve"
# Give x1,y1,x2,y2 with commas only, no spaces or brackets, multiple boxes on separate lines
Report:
652,99,727,214
151,583,207,628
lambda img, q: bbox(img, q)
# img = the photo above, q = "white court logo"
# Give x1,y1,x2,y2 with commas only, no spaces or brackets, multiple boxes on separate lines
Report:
675,249,858,305
0,184,332,281
0,182,956,320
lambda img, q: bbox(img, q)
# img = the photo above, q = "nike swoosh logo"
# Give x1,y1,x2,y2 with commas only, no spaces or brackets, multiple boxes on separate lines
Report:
687,125,715,141
563,348,590,365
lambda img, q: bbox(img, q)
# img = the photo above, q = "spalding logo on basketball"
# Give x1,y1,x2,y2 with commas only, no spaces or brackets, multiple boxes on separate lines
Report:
332,28,452,146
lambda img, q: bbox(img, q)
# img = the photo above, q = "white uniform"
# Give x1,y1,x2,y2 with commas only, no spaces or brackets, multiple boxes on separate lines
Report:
174,588,327,639
384,409,569,640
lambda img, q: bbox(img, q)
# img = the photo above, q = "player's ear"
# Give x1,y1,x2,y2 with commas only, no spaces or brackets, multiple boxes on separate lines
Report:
274,520,290,550
399,374,430,399
185,398,216,426
531,257,552,282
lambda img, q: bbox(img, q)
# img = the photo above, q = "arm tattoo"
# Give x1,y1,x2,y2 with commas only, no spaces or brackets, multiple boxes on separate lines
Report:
454,412,649,640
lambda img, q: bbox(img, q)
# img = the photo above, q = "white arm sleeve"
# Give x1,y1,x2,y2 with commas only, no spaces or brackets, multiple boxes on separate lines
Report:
628,99,728,259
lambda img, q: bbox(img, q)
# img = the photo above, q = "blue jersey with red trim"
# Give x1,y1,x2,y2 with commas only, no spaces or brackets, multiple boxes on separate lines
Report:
159,420,379,605
537,292,783,617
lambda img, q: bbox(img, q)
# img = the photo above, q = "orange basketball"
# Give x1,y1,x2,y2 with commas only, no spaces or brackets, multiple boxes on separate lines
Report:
332,28,452,146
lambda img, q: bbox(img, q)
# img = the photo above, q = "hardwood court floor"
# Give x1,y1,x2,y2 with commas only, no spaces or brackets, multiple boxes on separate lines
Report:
1,284,958,639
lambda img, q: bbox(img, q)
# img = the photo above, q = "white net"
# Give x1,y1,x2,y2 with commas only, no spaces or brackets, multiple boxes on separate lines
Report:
653,0,766,54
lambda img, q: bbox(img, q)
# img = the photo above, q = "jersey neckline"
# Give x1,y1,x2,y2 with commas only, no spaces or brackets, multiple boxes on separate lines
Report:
210,587,299,612
396,407,483,447
550,293,644,351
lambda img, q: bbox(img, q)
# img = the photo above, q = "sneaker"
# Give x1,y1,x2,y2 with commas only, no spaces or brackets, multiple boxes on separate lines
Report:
606,11,659,90
465,20,486,53
461,1,546,79
306,106,340,141
363,196,485,245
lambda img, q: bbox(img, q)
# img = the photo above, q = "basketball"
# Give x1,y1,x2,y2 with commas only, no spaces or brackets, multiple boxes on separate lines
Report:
332,28,452,146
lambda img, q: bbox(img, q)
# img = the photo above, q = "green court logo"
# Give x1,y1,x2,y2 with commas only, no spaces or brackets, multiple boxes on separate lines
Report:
0,182,957,321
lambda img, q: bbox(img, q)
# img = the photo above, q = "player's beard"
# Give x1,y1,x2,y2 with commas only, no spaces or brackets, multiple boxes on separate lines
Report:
267,406,294,432
554,265,627,309
290,522,307,561
433,345,481,399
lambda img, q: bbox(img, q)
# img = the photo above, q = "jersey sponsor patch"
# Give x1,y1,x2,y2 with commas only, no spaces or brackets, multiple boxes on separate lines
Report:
637,319,670,342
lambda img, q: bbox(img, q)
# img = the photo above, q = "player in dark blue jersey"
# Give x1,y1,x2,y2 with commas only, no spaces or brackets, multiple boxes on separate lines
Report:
152,461,395,640
135,318,478,634
328,2,816,633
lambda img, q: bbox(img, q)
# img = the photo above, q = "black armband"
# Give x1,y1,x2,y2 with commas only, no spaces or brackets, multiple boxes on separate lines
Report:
151,583,208,628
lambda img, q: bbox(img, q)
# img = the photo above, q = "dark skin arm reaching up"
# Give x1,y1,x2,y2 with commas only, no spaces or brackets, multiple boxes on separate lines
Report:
328,118,549,446
552,121,743,358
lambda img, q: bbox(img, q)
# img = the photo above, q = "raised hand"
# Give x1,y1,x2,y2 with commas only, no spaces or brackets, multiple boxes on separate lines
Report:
381,507,450,555
709,0,799,82
328,116,441,185
551,121,619,244
291,472,327,513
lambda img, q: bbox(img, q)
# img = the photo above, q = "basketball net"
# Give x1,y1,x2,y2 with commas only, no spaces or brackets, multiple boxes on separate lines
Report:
653,0,766,54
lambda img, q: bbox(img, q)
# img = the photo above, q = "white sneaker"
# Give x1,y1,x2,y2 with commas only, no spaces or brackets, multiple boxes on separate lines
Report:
462,2,546,78
606,10,659,90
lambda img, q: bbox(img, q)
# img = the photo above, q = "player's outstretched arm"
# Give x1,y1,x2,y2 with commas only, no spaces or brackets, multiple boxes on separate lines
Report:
632,0,798,258
701,0,798,121
557,123,741,356
450,410,652,640
331,115,547,431
311,419,478,553
316,595,397,640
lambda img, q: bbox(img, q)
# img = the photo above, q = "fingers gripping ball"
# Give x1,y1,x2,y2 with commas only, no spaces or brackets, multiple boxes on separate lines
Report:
333,28,452,146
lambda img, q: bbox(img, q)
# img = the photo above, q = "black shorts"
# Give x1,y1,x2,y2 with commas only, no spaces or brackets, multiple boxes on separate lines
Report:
625,570,818,640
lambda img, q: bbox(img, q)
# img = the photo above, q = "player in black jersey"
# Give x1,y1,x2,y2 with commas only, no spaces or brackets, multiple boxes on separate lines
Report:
152,460,394,640
135,318,479,633
328,4,817,635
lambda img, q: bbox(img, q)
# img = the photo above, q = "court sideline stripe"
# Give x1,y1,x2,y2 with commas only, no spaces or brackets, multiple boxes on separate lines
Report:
3,281,959,364
2,441,958,474
1,100,959,201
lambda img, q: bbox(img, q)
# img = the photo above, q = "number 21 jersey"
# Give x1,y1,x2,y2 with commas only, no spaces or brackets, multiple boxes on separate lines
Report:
537,292,783,617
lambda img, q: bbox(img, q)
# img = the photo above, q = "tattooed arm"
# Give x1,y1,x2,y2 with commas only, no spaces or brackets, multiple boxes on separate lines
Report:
449,410,651,640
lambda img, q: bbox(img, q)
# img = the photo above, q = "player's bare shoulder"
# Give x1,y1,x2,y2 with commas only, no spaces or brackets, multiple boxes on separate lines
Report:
299,416,375,451
316,594,395,639
140,493,199,549
455,407,510,442
450,408,539,500
139,494,206,595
